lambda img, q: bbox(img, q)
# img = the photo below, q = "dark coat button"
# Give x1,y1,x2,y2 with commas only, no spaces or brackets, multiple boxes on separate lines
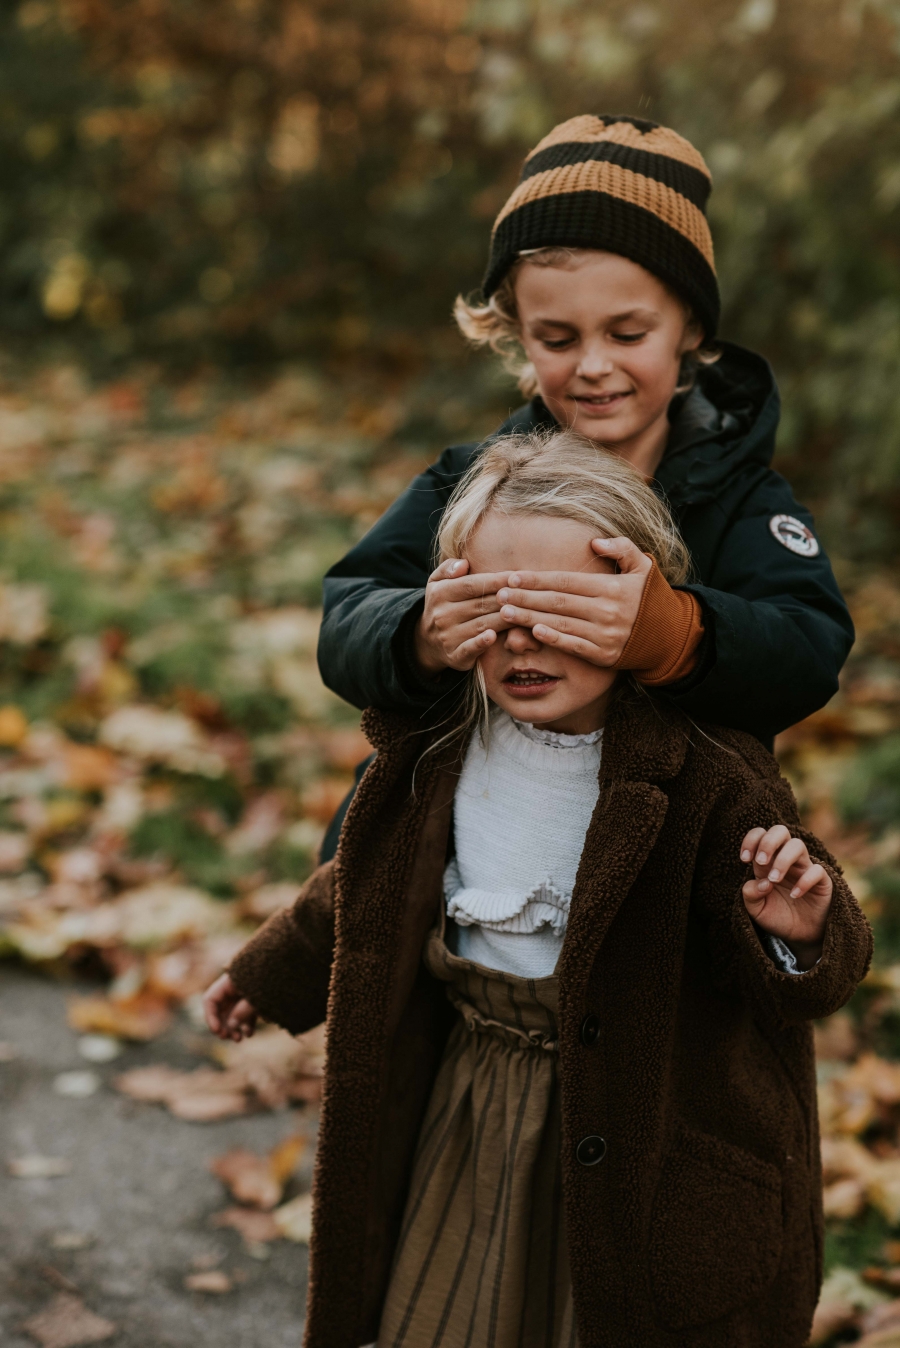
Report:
580,1014,600,1046
576,1135,607,1166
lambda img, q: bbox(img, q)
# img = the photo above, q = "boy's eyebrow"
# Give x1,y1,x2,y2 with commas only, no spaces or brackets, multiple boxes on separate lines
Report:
528,307,660,328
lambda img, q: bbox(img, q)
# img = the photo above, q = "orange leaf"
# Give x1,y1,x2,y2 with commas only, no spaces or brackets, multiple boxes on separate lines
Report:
67,993,171,1042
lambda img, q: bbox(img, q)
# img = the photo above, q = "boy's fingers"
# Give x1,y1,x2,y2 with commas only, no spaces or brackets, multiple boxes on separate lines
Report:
766,837,807,882
753,824,792,867
740,827,766,863
429,572,508,603
500,606,598,640
427,557,470,583
530,626,608,665
497,589,621,623
590,537,654,575
451,628,498,668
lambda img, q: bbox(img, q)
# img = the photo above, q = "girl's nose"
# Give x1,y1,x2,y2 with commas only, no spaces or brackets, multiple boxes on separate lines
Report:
504,625,542,653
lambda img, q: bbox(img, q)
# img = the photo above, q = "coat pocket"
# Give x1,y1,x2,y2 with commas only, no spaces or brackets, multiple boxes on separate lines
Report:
649,1124,783,1330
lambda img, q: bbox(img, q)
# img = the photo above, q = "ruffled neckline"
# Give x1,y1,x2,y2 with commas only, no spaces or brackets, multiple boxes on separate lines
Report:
511,717,603,748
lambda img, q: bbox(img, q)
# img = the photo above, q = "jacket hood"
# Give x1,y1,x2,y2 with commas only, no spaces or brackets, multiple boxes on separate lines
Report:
495,341,780,510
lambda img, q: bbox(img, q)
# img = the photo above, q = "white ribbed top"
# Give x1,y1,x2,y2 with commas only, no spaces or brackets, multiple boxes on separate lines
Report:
445,711,602,977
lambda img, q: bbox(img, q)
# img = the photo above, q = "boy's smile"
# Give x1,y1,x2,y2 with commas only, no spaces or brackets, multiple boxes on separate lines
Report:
514,251,701,479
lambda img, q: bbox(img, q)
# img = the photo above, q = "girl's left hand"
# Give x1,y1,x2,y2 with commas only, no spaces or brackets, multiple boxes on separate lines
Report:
495,537,651,667
740,825,833,970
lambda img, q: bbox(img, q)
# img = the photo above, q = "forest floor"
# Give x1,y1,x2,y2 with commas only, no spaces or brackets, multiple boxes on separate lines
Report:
0,963,314,1348
2,358,900,1345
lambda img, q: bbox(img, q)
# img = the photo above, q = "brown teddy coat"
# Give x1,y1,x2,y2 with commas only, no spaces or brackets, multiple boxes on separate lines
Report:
229,697,872,1348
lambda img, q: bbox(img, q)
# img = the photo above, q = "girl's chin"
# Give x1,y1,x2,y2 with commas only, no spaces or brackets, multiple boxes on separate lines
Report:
493,690,568,718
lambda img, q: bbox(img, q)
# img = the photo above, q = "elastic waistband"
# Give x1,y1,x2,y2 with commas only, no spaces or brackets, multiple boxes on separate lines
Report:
446,987,558,1053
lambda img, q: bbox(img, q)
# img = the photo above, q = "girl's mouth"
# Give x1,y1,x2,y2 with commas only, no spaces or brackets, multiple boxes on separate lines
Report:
502,669,561,698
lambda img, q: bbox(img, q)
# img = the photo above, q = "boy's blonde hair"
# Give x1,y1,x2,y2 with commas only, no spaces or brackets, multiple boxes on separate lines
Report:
438,426,691,585
454,247,720,398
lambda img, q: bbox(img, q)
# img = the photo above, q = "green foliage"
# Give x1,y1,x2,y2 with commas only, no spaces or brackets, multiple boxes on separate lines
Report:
841,735,900,835
5,0,900,552
129,809,233,894
825,1206,894,1279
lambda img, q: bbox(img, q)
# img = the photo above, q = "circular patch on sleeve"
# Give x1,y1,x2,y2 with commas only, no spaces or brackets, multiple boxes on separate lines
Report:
768,514,820,558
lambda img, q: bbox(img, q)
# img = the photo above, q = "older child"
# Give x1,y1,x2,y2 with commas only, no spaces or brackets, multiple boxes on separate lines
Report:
317,115,852,769
205,432,871,1348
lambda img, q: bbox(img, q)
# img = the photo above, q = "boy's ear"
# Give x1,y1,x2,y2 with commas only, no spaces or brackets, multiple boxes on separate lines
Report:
680,314,704,355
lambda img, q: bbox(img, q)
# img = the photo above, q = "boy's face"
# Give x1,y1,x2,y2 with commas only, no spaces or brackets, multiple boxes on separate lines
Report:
466,510,617,736
515,251,701,461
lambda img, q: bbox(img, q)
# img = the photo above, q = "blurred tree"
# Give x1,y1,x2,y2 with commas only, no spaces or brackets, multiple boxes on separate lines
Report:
4,0,900,551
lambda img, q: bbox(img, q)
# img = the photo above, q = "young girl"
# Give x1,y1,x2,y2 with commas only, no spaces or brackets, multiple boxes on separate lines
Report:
205,432,871,1348
316,115,853,807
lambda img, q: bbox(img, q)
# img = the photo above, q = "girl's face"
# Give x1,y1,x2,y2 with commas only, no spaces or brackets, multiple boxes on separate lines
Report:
466,510,617,735
515,251,701,466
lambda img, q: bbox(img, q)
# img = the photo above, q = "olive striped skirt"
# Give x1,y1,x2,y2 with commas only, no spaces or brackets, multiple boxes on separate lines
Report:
376,926,578,1348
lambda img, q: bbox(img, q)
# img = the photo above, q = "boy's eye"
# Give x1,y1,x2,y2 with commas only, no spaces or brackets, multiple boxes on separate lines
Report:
541,336,574,350
613,331,647,344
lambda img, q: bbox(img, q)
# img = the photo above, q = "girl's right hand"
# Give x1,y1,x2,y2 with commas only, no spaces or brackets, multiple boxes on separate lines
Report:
414,558,511,675
203,972,258,1042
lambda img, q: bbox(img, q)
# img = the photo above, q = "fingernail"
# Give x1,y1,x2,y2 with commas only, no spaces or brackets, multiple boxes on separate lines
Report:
768,870,780,881
508,574,520,586
451,561,462,573
740,850,751,862
498,588,508,601
758,879,769,891
501,605,515,618
757,852,767,864
790,888,801,898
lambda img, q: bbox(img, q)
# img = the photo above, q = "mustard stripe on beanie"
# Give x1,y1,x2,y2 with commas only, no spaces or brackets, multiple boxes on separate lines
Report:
483,114,719,337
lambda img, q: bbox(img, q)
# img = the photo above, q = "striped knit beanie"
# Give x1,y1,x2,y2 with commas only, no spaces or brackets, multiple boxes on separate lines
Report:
483,115,719,338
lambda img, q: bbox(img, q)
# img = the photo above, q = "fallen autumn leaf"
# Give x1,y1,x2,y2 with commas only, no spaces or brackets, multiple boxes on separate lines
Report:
22,1292,115,1348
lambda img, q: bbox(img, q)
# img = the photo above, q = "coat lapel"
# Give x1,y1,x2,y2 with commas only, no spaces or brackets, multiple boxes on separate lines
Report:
559,697,689,988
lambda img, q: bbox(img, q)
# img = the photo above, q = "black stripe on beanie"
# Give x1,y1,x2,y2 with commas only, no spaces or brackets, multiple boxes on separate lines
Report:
597,113,660,133
521,140,711,212
484,191,720,338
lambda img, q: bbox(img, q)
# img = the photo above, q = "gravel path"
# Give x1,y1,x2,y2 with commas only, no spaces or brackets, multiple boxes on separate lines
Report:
0,964,312,1347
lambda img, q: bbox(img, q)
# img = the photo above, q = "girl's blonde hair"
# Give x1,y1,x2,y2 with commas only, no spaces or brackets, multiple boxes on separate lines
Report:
425,428,691,752
439,427,690,584
454,247,720,398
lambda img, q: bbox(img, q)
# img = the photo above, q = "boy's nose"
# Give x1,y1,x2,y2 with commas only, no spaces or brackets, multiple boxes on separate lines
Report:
575,343,616,379
504,625,542,652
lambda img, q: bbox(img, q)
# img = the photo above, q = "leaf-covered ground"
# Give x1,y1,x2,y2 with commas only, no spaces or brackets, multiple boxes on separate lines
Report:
2,360,900,1344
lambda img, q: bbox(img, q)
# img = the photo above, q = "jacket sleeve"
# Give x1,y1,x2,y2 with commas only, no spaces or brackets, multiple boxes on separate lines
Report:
227,862,336,1036
663,474,854,741
317,444,475,712
694,771,872,1025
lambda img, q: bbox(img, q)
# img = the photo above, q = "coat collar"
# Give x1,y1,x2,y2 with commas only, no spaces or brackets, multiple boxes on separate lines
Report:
361,692,691,789
598,693,690,786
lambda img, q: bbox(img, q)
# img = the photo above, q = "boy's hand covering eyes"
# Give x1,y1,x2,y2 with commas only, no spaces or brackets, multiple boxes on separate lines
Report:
415,539,652,677
415,558,514,674
494,537,651,668
740,825,834,971
203,972,258,1042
